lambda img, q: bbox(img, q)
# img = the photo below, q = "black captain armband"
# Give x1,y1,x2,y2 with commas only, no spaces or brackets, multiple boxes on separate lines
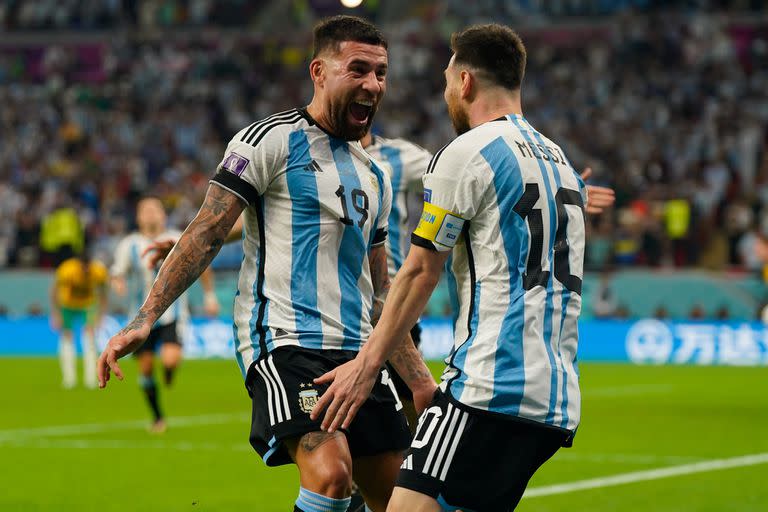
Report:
210,170,259,205
372,228,387,246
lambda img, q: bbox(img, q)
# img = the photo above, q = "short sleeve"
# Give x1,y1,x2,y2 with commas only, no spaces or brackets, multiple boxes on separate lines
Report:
411,148,488,252
210,130,287,205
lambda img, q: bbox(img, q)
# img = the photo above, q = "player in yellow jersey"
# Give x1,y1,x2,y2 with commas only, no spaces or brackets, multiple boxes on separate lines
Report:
50,251,109,389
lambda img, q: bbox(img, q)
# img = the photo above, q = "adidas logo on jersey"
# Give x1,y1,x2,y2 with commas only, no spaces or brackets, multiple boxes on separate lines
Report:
303,160,323,173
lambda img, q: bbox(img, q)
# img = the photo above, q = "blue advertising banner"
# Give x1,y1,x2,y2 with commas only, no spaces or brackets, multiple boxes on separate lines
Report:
421,318,768,366
0,316,236,358
2,317,768,365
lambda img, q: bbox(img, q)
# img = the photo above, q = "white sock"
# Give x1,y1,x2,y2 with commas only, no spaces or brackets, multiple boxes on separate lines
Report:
59,335,76,388
83,331,97,389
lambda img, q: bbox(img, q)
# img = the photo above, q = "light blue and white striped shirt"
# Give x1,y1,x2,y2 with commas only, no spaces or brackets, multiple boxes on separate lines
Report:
211,109,392,378
412,114,586,433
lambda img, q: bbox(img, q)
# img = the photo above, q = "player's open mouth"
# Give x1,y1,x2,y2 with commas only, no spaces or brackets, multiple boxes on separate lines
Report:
348,100,373,125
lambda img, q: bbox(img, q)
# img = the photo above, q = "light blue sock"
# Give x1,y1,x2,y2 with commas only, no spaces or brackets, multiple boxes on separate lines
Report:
295,487,351,512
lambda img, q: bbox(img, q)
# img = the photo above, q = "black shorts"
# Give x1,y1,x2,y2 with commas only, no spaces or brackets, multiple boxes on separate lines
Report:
396,389,569,511
385,322,422,401
134,322,180,355
246,346,411,467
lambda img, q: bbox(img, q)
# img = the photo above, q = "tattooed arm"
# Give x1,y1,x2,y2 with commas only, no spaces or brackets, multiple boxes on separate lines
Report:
311,244,443,432
97,184,245,388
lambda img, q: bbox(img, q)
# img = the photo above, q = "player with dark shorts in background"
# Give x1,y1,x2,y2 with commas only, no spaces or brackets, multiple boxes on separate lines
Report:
111,196,219,432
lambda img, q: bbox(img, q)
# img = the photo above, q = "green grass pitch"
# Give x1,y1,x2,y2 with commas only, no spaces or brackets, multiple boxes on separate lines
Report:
0,358,766,511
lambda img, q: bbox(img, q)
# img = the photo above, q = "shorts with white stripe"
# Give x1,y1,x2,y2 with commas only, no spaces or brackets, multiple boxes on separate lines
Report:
246,346,411,467
396,389,568,511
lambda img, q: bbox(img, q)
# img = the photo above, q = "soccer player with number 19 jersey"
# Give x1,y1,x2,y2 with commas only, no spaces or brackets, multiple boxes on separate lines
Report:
98,15,434,512
313,24,586,512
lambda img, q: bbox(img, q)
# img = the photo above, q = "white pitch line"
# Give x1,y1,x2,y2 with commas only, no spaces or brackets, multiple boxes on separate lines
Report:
0,412,248,441
554,452,704,465
525,452,768,498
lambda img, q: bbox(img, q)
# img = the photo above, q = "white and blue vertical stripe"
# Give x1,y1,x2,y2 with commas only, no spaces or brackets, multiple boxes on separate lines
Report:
228,117,391,377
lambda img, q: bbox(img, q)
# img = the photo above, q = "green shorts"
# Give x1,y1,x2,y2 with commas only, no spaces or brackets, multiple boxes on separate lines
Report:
60,307,98,330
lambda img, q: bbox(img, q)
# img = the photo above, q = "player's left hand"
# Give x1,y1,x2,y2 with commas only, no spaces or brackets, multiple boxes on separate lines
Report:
97,318,151,388
141,239,177,269
310,357,379,433
580,167,615,215
411,380,438,416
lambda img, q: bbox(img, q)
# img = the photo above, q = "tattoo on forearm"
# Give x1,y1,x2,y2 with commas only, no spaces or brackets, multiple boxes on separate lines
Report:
300,431,342,452
137,185,242,326
369,247,390,326
390,336,433,387
119,310,149,335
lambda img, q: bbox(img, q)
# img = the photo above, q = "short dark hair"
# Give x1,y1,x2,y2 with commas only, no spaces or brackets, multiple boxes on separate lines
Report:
312,15,387,59
450,24,526,91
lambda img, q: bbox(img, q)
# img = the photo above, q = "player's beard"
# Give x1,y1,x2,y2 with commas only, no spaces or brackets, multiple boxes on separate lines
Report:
329,95,377,141
447,97,470,136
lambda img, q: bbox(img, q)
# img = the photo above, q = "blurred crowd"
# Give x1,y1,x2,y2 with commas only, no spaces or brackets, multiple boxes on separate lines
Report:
0,3,767,275
0,1,268,30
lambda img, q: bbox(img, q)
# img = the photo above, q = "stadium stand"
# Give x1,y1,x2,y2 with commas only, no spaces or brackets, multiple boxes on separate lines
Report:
0,1,767,319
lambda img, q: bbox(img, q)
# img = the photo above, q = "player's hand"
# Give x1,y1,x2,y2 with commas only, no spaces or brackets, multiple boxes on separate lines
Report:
411,379,438,416
310,356,379,433
97,316,151,389
203,291,220,317
580,167,615,215
141,239,177,269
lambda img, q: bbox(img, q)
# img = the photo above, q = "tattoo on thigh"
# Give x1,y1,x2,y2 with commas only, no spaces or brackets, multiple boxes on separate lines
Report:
300,431,342,452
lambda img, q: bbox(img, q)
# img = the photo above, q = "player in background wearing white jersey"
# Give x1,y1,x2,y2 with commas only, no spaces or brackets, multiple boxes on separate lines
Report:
111,196,220,432
98,16,434,512
313,24,587,511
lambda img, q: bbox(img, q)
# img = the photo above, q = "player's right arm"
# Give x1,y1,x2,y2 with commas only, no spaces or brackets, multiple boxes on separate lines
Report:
142,214,244,269
97,185,244,387
99,124,283,388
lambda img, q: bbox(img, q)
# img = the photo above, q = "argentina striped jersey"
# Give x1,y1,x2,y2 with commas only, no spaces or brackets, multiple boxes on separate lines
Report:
111,230,188,327
365,135,432,279
411,114,586,433
210,109,392,378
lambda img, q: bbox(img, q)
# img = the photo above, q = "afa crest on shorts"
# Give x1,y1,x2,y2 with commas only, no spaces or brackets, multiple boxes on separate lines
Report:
298,385,319,414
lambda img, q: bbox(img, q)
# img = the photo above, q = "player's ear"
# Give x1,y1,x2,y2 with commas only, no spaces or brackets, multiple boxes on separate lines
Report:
310,58,325,86
459,69,474,100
